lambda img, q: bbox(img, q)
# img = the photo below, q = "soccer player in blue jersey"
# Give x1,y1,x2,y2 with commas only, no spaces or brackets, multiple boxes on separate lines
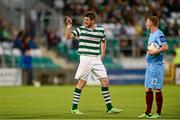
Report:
138,16,168,119
65,12,122,114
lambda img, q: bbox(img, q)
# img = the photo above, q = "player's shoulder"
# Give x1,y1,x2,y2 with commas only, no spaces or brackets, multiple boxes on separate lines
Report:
79,25,84,28
77,26,85,30
76,26,86,32
96,25,104,29
96,25,105,31
156,29,165,36
156,29,167,43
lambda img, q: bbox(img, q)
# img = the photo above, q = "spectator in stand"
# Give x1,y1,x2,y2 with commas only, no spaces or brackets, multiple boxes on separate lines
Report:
45,28,61,50
0,24,10,42
13,30,24,49
19,33,33,85
125,21,137,36
29,38,39,49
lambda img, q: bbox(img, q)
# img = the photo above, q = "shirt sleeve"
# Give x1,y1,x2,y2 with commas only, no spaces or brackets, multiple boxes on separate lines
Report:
101,29,106,41
72,27,81,37
157,33,167,46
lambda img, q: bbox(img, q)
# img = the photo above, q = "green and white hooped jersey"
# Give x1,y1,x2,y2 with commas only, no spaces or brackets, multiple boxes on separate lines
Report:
72,25,106,56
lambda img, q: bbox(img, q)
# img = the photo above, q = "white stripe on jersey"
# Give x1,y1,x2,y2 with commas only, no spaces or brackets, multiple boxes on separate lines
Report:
79,42,99,47
79,36,100,42
78,48,100,53
81,30,104,36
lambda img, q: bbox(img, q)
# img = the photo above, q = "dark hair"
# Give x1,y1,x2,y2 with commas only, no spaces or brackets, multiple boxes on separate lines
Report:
84,11,96,20
22,32,30,42
148,16,159,27
16,30,24,39
21,32,30,53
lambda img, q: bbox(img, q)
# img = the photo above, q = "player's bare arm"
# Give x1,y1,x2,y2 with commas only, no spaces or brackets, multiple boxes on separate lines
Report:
147,44,168,55
101,40,106,61
65,16,74,40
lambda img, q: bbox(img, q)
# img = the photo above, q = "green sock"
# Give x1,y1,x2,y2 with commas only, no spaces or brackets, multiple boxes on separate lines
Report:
101,87,113,110
72,88,81,110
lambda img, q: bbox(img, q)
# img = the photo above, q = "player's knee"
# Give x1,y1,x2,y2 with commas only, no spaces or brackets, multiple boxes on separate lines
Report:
100,78,109,87
102,82,109,87
145,88,152,92
155,89,161,92
76,80,86,89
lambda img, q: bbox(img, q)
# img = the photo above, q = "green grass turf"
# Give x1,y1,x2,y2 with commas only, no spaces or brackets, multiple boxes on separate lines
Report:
0,85,180,119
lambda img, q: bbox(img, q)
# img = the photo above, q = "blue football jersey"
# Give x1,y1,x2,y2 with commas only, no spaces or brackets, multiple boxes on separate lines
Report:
146,29,167,64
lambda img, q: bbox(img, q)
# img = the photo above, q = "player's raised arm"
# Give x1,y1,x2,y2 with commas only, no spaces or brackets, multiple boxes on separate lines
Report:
65,16,74,40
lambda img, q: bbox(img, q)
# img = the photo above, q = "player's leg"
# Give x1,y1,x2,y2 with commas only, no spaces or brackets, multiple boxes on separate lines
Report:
138,88,153,118
72,80,86,110
138,65,154,118
99,78,113,110
92,57,113,111
93,56,122,113
99,78,122,114
71,80,86,114
155,89,163,115
145,88,153,115
150,65,164,118
149,89,162,118
71,56,91,114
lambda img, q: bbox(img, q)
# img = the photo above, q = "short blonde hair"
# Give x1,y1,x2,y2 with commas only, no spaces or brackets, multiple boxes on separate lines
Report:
148,16,159,27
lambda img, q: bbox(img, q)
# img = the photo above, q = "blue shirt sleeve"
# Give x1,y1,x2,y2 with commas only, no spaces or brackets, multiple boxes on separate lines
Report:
157,32,167,46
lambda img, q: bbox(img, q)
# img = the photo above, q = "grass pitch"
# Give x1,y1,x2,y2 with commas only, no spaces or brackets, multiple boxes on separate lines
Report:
0,85,180,119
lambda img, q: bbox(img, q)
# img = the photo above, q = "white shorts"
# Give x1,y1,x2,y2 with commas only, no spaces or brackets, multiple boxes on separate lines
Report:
75,55,108,81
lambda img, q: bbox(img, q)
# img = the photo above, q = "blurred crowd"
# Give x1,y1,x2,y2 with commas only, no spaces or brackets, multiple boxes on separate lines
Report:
0,17,15,42
0,17,38,50
0,17,39,85
40,0,180,57
42,0,180,38
1,0,179,58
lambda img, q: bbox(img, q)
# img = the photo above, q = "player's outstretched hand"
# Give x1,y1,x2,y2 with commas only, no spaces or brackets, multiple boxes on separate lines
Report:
65,16,72,25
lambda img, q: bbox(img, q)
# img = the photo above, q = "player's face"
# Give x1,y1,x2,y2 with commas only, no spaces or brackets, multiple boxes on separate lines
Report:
83,17,95,28
145,19,152,30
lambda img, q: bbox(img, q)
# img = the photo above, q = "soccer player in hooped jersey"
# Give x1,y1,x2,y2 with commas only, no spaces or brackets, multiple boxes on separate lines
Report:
65,12,122,114
138,16,168,119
